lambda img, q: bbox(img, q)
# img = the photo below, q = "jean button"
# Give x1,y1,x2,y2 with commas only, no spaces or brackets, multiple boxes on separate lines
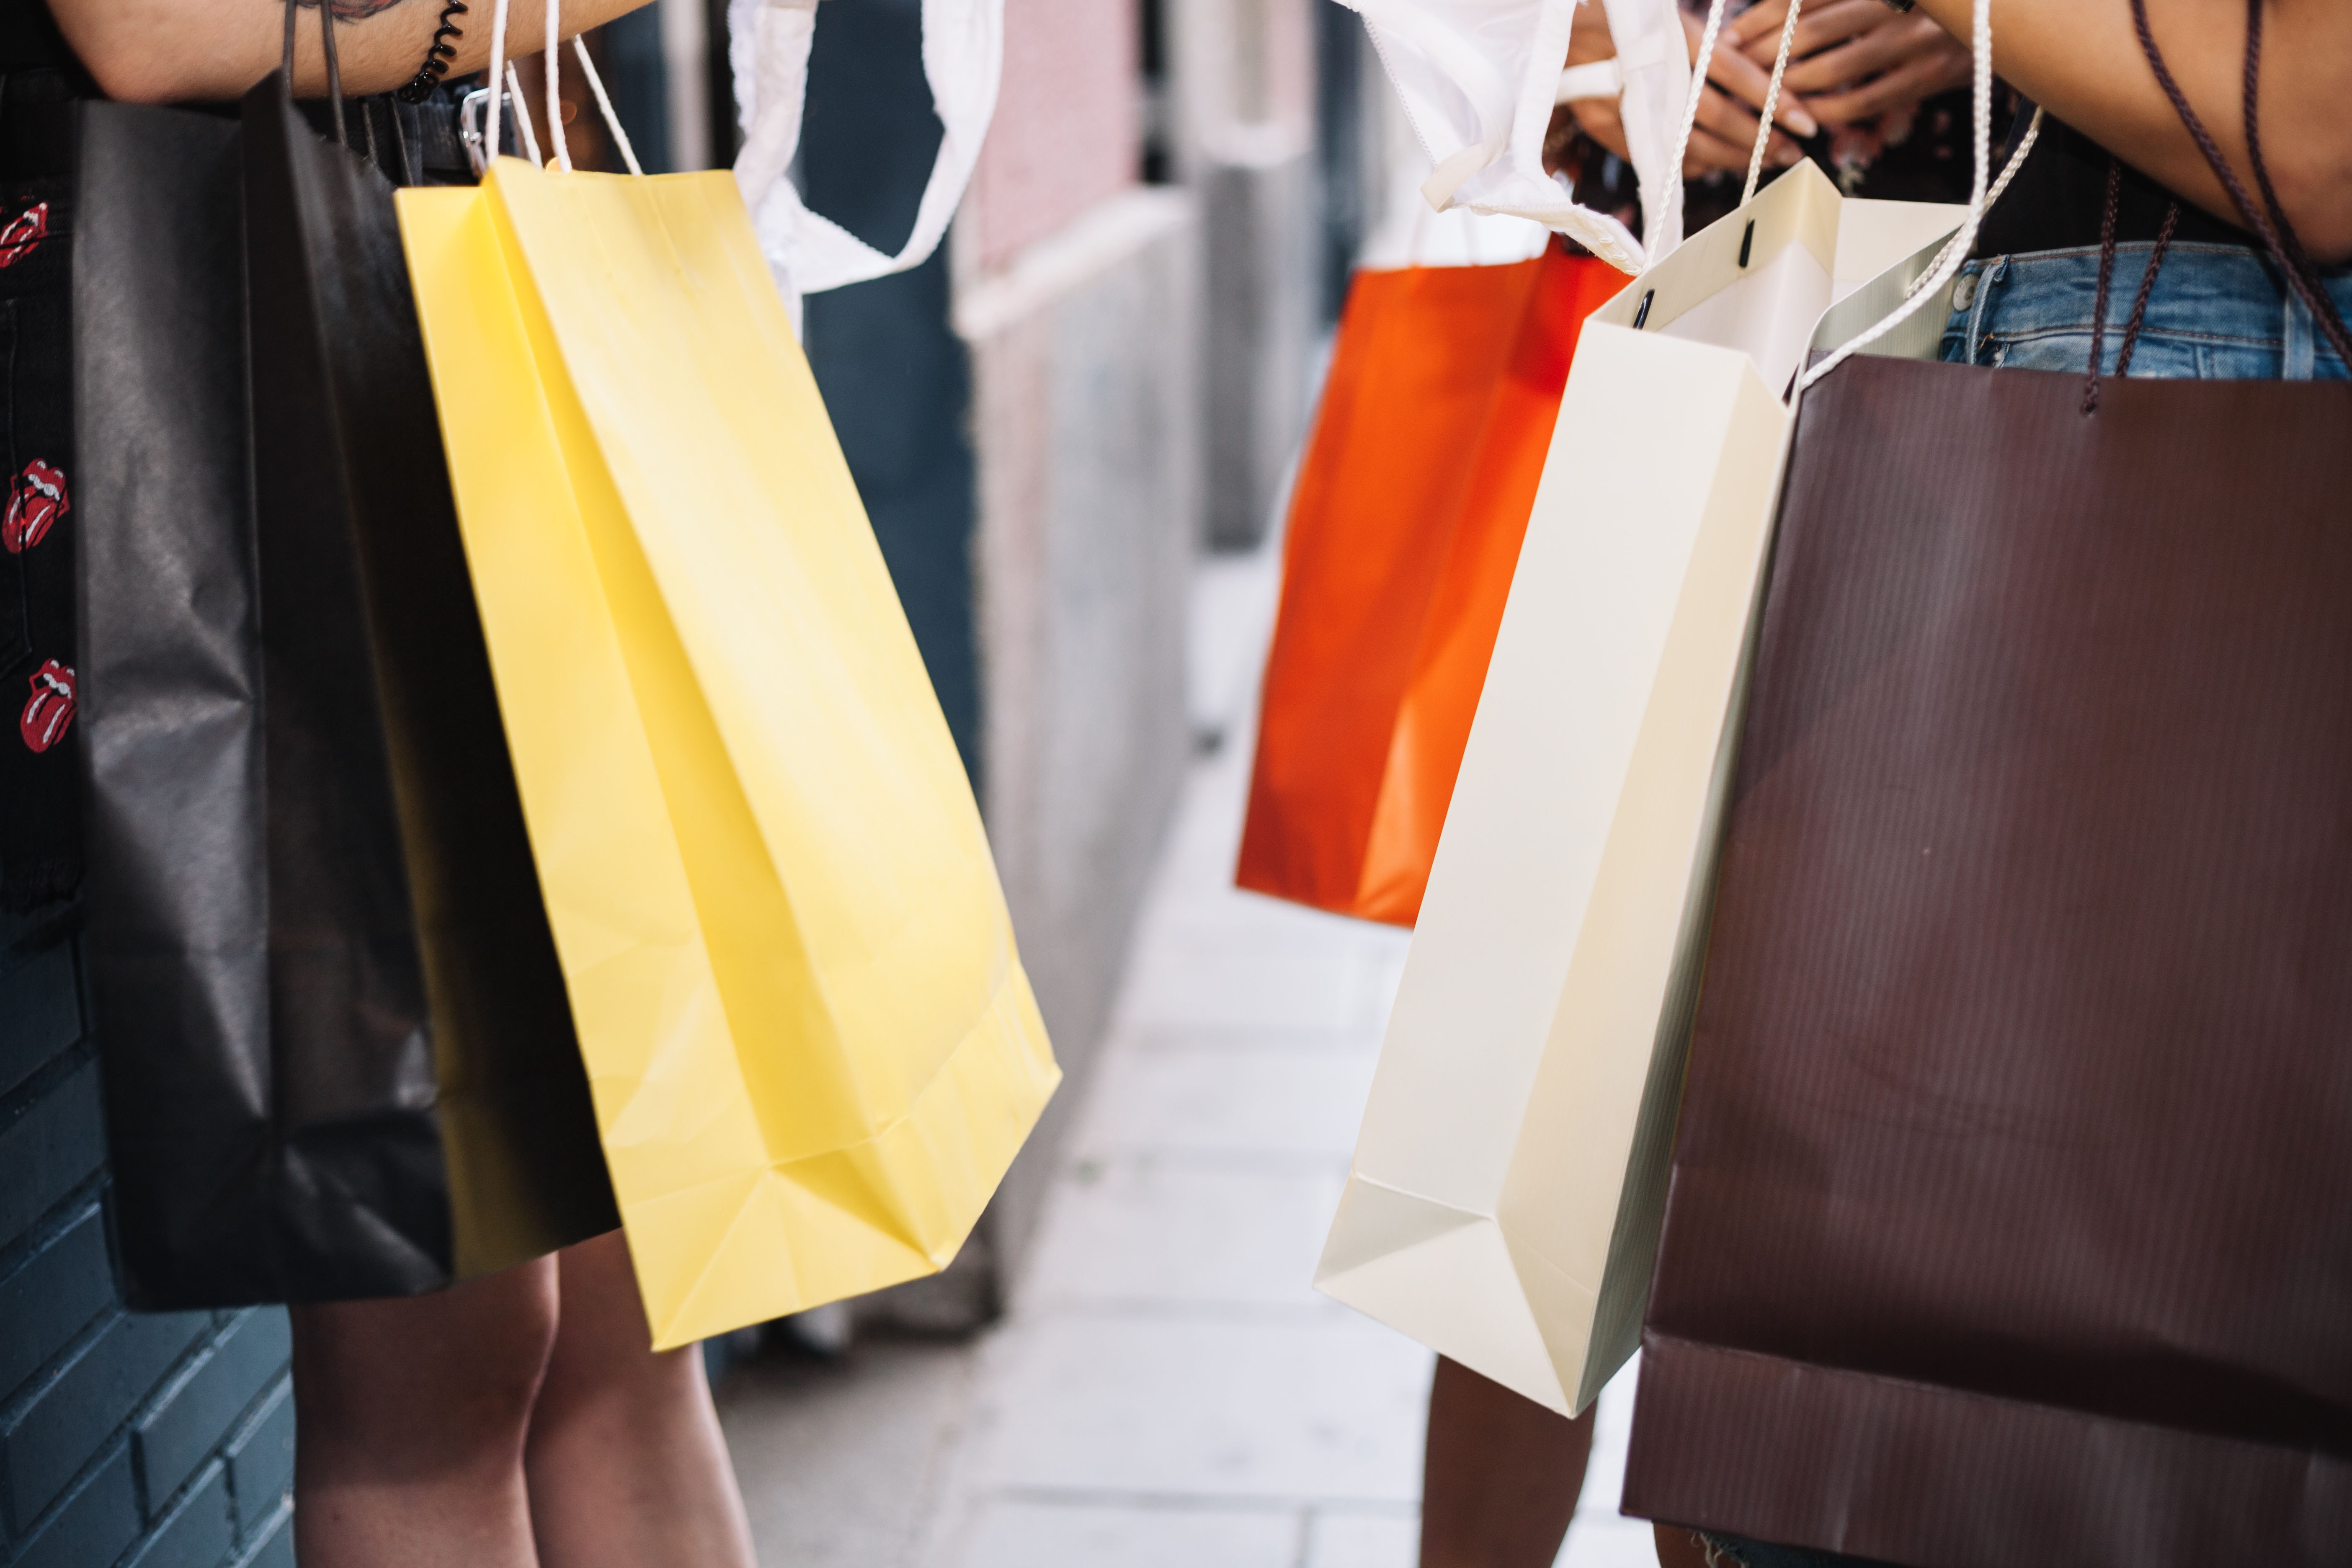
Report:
1952,270,1980,311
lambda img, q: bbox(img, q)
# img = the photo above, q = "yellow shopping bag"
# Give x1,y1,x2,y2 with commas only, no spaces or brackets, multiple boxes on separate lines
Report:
395,160,1058,1349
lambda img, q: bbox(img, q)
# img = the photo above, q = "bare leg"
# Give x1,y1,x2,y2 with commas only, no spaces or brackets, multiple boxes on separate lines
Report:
292,1257,560,1568
524,1229,758,1568
1419,1354,1596,1568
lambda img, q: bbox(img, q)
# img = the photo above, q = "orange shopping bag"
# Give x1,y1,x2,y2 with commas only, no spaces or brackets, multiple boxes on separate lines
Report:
1237,244,1621,925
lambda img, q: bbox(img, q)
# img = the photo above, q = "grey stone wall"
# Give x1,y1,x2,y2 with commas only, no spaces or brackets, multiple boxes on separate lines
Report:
1197,139,1316,547
1164,0,1320,550
0,910,294,1568
960,187,1203,1274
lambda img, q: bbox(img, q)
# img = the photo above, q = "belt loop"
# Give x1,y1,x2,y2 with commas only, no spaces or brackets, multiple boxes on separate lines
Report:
1966,255,2005,365
2284,284,2316,381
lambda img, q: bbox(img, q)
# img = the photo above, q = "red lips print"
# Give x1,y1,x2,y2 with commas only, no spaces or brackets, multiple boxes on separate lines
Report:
0,201,46,268
4,459,67,553
20,659,74,753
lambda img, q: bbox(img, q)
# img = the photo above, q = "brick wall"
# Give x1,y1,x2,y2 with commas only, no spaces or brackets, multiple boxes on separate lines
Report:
1,909,295,1568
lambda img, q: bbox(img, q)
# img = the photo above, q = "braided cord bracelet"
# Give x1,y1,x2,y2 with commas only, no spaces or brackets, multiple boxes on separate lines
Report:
396,0,470,103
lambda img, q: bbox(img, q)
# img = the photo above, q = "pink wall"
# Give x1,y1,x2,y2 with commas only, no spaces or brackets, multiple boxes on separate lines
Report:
967,0,1142,272
1264,0,1313,135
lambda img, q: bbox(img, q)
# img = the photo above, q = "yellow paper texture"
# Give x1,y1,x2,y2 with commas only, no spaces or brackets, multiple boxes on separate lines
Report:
397,166,1058,1349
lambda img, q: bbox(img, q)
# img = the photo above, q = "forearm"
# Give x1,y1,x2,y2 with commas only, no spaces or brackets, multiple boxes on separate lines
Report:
49,0,653,106
1911,0,2352,260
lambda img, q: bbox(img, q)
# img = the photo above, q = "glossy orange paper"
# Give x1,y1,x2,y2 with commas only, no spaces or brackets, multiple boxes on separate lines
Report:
1238,247,1621,926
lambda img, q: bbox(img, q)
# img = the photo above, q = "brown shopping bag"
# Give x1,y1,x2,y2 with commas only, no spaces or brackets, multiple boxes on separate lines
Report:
1625,4,2352,1561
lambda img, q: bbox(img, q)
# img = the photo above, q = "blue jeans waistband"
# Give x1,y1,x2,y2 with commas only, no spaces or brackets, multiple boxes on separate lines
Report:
1939,242,2352,381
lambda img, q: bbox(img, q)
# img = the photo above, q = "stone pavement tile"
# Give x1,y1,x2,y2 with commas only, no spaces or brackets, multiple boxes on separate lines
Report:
1189,546,1286,748
1145,881,1385,944
1019,1160,1346,1312
1561,1515,1664,1567
1301,1501,1657,1568
1114,892,1408,1036
1141,763,1255,892
1073,1047,1380,1159
1115,932,1375,1034
1302,1509,1418,1568
951,1498,1300,1568
720,1338,975,1568
961,1313,1431,1503
1358,940,1409,1032
1133,907,1383,983
1114,1021,1387,1058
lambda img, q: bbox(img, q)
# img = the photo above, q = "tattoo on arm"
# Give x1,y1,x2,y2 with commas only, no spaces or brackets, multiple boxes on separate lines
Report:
293,0,417,21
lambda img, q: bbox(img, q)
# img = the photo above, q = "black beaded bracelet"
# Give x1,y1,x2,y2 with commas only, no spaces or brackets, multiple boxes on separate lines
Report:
395,0,469,104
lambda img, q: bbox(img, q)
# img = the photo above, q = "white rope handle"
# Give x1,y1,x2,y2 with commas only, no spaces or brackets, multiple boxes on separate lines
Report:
572,35,644,175
545,0,573,171
505,62,543,165
1798,0,1994,389
1671,0,1733,182
1741,0,1805,207
1669,0,1806,216
1902,106,2042,299
489,1,606,173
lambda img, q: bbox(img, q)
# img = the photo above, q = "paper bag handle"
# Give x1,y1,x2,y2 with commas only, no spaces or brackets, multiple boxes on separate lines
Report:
1798,0,1998,389
1666,0,1806,216
281,0,347,146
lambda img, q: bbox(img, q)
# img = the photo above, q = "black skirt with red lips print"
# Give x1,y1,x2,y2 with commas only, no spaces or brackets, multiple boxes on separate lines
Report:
0,21,88,911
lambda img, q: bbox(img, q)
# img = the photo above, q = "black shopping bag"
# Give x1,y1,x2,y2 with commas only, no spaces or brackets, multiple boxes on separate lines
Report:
74,35,615,1307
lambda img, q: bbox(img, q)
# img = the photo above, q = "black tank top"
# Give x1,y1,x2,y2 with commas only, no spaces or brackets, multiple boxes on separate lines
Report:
1973,106,2249,258
0,0,82,77
0,3,88,181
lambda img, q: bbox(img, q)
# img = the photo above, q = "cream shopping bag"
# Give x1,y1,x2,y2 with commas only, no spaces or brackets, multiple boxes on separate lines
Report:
1315,146,1965,1414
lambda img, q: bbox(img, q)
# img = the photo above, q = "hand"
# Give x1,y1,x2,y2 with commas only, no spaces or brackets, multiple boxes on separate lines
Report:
1730,0,1970,127
1680,9,1821,177
1548,3,1821,178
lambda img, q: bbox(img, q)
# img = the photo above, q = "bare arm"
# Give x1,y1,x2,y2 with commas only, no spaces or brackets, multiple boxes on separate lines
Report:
1906,0,2352,261
47,0,655,106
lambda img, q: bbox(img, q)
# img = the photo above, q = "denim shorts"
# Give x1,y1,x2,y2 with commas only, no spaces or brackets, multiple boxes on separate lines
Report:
1938,240,2352,380
1698,1534,1898,1568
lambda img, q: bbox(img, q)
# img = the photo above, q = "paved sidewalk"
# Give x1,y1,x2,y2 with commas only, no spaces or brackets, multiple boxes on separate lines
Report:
720,555,1655,1568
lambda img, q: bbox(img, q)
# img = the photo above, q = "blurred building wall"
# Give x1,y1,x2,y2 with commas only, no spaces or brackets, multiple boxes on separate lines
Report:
963,0,1144,270
1170,0,1318,547
952,0,1199,1286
